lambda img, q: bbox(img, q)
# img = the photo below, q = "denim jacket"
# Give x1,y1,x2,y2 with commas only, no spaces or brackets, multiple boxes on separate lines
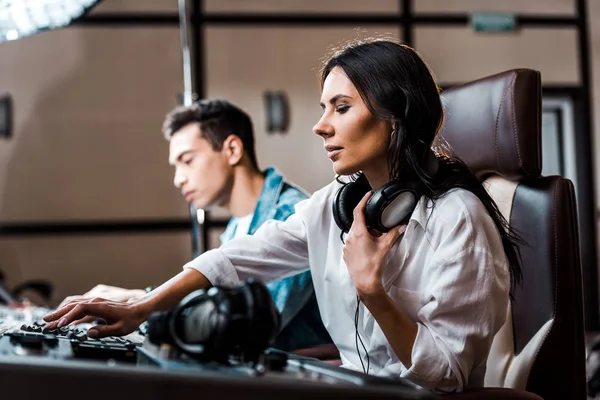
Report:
220,167,331,351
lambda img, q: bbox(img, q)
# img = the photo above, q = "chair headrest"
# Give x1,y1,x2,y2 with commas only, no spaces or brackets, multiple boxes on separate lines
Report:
439,69,542,181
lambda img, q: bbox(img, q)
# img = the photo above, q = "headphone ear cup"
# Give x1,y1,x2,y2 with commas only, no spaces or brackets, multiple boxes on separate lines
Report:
242,280,280,352
366,181,422,232
206,289,230,360
332,178,371,234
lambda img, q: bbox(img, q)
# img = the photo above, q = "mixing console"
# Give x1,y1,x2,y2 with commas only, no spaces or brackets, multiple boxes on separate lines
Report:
0,304,143,363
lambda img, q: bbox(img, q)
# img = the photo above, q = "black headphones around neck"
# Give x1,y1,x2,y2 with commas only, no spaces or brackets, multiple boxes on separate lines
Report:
332,149,439,234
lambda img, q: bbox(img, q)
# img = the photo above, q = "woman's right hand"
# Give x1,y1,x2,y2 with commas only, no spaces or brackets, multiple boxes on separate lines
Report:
42,297,151,338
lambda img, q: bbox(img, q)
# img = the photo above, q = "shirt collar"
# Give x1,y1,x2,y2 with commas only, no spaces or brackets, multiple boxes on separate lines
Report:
409,195,434,231
220,166,286,242
248,166,286,233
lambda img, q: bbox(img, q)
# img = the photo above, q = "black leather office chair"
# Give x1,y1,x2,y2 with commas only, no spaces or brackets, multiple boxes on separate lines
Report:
440,69,586,400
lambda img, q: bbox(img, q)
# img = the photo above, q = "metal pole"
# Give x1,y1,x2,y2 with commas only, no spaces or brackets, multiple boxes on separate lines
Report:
575,0,599,330
178,0,202,257
178,0,193,107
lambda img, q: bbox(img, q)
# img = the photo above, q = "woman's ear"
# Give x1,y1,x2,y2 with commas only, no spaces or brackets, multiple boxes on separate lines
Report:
223,134,244,166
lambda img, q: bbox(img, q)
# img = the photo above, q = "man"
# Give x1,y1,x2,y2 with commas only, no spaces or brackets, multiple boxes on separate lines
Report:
61,99,330,351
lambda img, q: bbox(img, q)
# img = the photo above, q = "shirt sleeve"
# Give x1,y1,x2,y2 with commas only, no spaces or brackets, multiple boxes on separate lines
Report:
264,191,314,328
183,200,311,289
399,201,510,392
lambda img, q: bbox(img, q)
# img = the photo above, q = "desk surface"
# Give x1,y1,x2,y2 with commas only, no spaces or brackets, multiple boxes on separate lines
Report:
0,303,436,399
0,354,437,400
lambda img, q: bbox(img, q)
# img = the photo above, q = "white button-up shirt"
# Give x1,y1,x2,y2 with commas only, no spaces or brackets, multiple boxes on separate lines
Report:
184,179,509,392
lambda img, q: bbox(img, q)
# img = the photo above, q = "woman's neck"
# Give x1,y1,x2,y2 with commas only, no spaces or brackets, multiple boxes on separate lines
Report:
362,165,390,190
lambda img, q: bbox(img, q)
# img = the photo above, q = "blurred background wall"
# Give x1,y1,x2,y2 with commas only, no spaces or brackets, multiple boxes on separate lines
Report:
0,0,598,327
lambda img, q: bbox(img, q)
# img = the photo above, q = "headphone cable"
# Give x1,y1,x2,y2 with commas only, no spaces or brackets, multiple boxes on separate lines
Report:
354,295,370,375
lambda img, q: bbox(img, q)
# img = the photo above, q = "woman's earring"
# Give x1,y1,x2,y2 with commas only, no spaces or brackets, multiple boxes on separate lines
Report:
390,130,396,139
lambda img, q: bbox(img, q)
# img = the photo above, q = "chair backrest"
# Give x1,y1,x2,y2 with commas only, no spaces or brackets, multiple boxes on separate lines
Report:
439,69,587,400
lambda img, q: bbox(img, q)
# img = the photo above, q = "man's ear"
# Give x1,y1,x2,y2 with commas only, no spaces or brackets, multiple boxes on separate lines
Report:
222,134,244,166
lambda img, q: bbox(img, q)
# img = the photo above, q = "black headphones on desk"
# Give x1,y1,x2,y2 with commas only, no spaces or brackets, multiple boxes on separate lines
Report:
332,149,439,234
147,279,280,364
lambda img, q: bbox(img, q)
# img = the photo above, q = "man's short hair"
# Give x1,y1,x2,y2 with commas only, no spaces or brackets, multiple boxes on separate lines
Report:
162,99,258,169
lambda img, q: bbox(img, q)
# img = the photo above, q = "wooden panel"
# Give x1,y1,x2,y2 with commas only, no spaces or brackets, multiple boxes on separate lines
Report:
588,1,600,205
91,0,178,13
415,27,579,85
0,233,191,307
207,227,226,251
0,28,189,222
205,0,399,14
415,0,575,15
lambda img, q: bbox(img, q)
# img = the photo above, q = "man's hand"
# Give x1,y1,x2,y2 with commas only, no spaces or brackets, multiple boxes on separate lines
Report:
58,284,145,308
43,297,150,338
56,285,146,324
43,269,213,338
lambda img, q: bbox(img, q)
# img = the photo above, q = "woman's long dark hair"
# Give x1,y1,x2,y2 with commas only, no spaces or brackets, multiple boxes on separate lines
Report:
321,39,523,296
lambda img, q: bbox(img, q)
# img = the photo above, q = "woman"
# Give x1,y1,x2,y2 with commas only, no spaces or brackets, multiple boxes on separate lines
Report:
44,39,522,393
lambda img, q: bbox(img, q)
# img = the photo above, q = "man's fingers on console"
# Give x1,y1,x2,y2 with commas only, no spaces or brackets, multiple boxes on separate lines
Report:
87,322,125,338
56,304,94,328
44,321,58,330
57,296,82,309
43,302,77,322
71,315,97,325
